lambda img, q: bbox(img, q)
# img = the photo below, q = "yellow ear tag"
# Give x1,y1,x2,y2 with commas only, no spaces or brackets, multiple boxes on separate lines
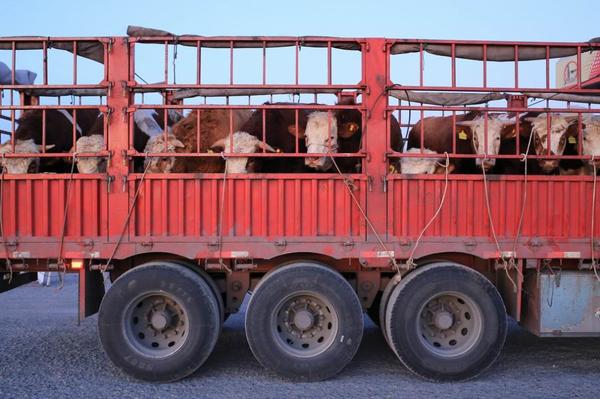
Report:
568,136,577,144
458,130,468,140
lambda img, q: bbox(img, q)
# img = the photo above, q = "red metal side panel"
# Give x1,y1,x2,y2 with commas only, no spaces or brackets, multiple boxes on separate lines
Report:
388,175,600,259
130,175,367,241
1,176,108,241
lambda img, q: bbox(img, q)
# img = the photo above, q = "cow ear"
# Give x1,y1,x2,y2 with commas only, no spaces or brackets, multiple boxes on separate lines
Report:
288,124,306,138
42,144,56,151
455,125,472,141
501,125,518,139
524,117,537,123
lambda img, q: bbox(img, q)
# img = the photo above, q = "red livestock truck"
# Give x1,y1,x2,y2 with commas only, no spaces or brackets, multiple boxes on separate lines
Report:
1,27,599,382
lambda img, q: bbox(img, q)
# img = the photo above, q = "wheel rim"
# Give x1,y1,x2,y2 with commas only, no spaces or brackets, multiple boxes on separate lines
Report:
417,291,483,358
123,292,189,358
271,291,338,358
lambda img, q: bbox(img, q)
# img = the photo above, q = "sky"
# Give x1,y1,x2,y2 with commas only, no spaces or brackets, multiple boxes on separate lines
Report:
1,0,600,137
1,0,599,41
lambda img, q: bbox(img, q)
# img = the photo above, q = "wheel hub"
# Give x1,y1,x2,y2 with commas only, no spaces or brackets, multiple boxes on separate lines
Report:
293,309,315,331
418,292,483,358
150,310,171,331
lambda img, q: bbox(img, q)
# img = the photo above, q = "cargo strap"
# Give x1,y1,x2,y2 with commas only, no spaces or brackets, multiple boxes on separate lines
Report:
56,152,78,290
102,156,152,272
328,152,400,273
0,164,13,284
481,154,519,293
216,153,232,274
591,155,599,281
406,152,450,270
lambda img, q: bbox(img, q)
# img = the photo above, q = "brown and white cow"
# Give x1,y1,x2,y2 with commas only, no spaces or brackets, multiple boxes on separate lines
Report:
0,109,99,174
582,118,600,173
75,109,184,174
407,112,517,173
144,108,254,173
523,113,578,173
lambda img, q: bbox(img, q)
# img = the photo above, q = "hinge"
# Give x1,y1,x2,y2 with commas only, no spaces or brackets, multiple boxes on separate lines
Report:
381,175,388,193
105,174,114,193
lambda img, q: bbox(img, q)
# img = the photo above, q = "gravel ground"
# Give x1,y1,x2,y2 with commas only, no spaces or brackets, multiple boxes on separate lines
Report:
1,275,599,399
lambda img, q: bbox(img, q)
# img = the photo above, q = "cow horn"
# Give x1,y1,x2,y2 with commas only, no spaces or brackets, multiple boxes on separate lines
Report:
256,140,276,152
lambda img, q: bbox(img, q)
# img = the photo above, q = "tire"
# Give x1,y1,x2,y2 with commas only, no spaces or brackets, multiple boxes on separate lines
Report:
245,262,364,381
385,262,507,382
168,259,225,326
378,273,402,345
98,261,221,382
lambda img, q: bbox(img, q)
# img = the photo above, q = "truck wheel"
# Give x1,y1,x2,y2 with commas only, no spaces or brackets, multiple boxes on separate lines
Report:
378,273,401,345
384,262,507,382
98,261,221,382
245,262,363,381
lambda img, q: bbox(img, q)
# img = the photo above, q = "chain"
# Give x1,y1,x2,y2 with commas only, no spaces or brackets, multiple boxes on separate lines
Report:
217,152,232,274
56,152,78,290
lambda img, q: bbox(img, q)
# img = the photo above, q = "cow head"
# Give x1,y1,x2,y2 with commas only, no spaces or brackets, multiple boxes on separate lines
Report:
210,131,276,173
291,111,338,171
74,135,105,174
0,139,55,174
524,113,578,173
583,118,600,170
457,116,516,171
400,148,445,174
142,135,185,173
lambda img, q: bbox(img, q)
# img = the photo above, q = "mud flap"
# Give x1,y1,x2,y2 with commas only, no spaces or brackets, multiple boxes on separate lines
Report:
78,267,105,321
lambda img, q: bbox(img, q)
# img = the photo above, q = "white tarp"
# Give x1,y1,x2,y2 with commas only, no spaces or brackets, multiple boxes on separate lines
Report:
0,61,36,85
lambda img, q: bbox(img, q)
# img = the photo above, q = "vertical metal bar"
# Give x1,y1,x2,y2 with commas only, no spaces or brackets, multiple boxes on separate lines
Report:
164,40,169,83
229,108,233,154
196,108,201,153
73,41,78,84
452,111,456,154
545,45,550,89
546,112,551,156
419,43,424,86
514,45,519,89
515,111,521,155
262,108,267,152
295,108,299,153
11,41,16,85
43,40,48,85
229,40,234,85
196,40,202,85
420,106,424,152
483,44,487,88
72,109,77,152
295,41,299,85
327,41,332,85
42,109,47,152
262,40,267,85
451,43,456,87
576,45,582,87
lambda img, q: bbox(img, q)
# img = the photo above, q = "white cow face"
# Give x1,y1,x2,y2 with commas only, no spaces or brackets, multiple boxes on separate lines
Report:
303,112,338,171
211,131,276,173
143,134,185,173
458,116,515,171
74,135,105,174
0,139,54,174
400,148,442,174
525,114,577,172
583,119,600,169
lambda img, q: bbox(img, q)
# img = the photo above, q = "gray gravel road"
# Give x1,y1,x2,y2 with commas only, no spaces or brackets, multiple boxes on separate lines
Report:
1,275,599,399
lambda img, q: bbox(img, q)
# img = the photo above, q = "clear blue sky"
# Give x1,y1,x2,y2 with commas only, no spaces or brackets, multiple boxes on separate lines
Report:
1,0,599,135
1,0,599,41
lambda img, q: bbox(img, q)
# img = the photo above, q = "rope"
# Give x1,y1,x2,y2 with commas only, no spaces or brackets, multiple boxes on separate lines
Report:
328,152,400,273
590,155,599,281
56,152,78,290
481,155,518,292
0,165,13,284
216,152,232,274
102,156,153,273
406,152,450,269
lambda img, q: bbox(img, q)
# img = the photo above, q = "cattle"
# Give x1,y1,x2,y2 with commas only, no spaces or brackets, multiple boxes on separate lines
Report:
238,106,310,173
300,98,403,173
523,113,578,173
558,117,600,175
75,109,184,174
400,148,445,174
144,108,253,173
407,112,517,174
494,113,579,175
210,131,277,173
582,118,600,173
0,109,100,174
